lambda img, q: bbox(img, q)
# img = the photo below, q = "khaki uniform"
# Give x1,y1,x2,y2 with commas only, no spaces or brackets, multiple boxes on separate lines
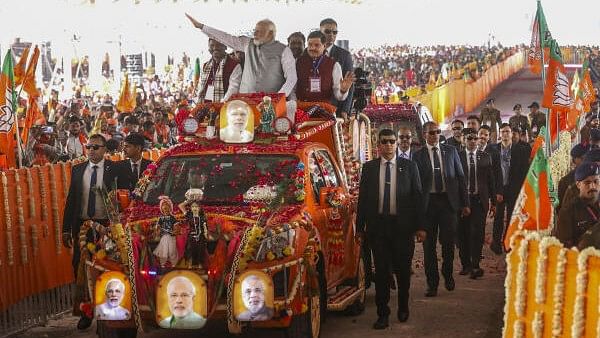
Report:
480,107,502,143
529,111,546,138
556,192,600,248
508,115,531,137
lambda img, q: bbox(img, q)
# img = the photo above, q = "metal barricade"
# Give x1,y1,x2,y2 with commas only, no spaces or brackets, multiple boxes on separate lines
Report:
0,284,73,338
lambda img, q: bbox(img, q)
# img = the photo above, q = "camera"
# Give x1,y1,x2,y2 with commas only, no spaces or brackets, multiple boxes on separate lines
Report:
352,67,372,112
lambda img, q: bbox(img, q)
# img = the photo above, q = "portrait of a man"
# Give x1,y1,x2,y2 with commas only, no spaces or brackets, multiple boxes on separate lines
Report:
95,279,131,320
219,100,254,143
159,276,207,329
236,274,274,321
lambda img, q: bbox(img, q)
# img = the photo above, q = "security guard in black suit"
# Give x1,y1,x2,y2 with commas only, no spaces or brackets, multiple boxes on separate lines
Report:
357,129,425,329
457,128,495,279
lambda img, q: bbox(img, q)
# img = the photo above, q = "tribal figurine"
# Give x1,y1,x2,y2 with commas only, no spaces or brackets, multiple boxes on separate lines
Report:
258,96,275,134
153,196,179,268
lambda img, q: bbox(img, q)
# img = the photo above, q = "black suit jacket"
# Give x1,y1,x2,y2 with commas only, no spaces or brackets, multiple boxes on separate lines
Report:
62,160,115,236
356,157,424,235
413,144,468,211
114,158,152,191
483,144,503,196
492,142,531,202
459,149,495,212
328,45,354,115
445,137,463,152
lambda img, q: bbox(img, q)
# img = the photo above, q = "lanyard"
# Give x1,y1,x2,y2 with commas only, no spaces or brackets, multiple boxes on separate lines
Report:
586,205,599,222
311,55,324,76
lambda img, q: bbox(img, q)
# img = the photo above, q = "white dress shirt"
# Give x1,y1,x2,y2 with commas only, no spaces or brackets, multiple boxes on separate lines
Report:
201,25,297,98
221,64,243,102
80,159,108,220
66,135,84,158
466,149,478,194
378,155,397,215
426,143,446,193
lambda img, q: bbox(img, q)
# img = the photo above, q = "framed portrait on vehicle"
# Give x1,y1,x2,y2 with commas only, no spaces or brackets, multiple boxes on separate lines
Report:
219,100,255,143
156,270,208,329
94,271,132,321
233,270,274,321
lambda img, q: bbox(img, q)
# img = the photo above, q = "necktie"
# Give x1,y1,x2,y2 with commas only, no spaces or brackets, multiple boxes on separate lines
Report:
87,165,98,219
432,147,443,192
469,152,476,194
132,163,139,179
383,161,391,215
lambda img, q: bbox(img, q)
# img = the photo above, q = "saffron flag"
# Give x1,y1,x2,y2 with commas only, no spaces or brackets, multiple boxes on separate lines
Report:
542,39,571,112
580,59,597,112
504,143,558,250
22,46,40,98
116,73,136,113
13,47,30,86
0,51,18,168
528,1,552,75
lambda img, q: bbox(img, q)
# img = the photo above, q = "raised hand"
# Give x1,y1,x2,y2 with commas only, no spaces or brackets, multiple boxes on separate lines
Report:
340,71,355,93
185,13,203,29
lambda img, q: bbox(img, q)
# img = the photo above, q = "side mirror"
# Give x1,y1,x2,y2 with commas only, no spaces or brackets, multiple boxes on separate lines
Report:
116,189,132,210
319,186,345,207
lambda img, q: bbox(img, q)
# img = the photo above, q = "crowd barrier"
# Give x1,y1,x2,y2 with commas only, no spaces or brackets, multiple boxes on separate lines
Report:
0,149,164,336
414,51,526,123
504,232,600,338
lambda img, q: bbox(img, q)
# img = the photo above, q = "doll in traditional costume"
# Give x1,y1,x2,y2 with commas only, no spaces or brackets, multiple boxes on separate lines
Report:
179,198,208,268
153,196,179,267
258,96,275,134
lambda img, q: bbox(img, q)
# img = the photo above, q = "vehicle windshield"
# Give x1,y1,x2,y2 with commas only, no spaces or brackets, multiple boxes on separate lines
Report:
143,154,300,205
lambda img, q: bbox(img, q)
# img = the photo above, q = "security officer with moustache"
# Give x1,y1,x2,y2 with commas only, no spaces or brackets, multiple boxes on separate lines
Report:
357,129,426,329
556,162,600,248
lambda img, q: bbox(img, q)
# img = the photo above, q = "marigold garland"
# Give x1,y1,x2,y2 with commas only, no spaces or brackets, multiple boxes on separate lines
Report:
26,168,35,218
47,164,61,254
37,165,48,223
31,224,39,256
60,162,69,198
2,172,14,266
15,171,27,264
551,248,567,337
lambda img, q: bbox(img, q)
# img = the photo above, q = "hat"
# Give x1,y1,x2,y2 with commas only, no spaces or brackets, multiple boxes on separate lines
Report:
575,162,600,181
591,128,600,142
570,143,588,159
584,148,600,162
513,104,522,110
527,101,540,108
124,132,145,147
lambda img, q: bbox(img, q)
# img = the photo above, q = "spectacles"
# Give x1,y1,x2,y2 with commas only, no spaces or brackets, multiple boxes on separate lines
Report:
427,130,442,135
466,136,479,140
379,139,396,145
452,127,463,131
324,29,338,35
85,144,105,150
398,135,412,140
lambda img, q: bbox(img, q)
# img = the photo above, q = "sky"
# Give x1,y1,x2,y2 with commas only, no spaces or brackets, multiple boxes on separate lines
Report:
0,0,598,72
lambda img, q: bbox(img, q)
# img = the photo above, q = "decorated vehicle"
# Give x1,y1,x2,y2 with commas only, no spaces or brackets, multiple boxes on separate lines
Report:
362,101,433,158
80,93,367,338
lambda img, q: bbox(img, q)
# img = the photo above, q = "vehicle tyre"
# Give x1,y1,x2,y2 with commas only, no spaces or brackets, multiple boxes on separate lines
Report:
344,254,366,316
96,321,137,338
284,264,323,338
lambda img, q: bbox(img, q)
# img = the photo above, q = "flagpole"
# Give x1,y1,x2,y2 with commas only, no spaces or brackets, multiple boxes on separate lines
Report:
537,0,552,156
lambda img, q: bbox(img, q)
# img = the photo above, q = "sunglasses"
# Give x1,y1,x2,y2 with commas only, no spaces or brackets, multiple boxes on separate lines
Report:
452,127,463,131
427,130,442,135
398,135,412,140
85,144,105,150
379,139,396,145
324,29,338,35
466,136,479,140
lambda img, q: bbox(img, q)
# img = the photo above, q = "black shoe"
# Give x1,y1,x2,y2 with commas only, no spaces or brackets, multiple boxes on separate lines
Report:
397,310,409,322
470,268,484,279
445,277,455,291
373,316,389,330
459,267,472,275
77,316,93,330
490,243,503,255
425,287,438,297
